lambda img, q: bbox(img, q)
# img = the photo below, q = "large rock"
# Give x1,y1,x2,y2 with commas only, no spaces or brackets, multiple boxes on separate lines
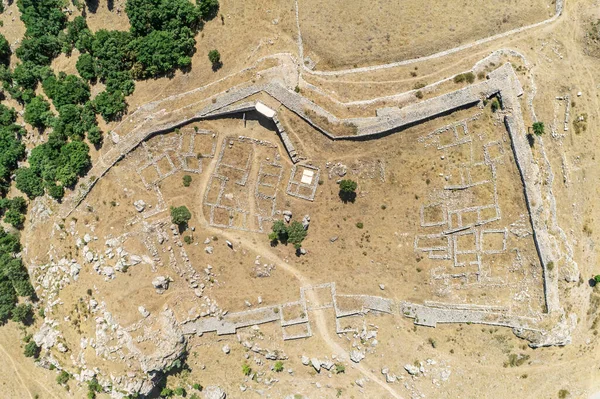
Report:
350,350,364,363
133,200,146,212
283,210,292,223
302,215,310,230
204,386,226,399
152,276,169,294
404,364,419,375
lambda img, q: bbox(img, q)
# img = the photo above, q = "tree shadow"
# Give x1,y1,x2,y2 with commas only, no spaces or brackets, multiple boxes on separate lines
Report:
589,278,596,288
526,133,535,148
338,190,356,204
211,61,223,72
85,0,99,13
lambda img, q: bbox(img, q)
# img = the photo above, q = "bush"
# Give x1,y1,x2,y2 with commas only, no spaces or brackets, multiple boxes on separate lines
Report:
192,383,203,391
356,222,363,229
491,99,500,112
208,49,221,70
160,387,174,397
56,370,70,385
183,175,192,187
24,341,40,358
174,387,186,396
334,363,345,374
171,206,192,227
184,235,193,244
532,122,545,136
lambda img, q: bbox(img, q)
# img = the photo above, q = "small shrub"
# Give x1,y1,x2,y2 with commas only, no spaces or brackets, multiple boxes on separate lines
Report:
183,175,192,187
428,337,437,348
546,261,554,271
274,361,284,372
356,222,363,229
174,387,186,396
184,235,193,244
491,99,500,112
87,289,93,296
192,383,203,391
532,121,545,136
558,389,570,399
294,85,300,93
415,91,423,99
242,363,252,376
334,363,345,374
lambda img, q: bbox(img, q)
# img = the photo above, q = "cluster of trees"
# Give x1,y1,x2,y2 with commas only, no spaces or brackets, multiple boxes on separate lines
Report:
16,134,91,200
0,104,26,196
0,228,35,324
269,220,307,249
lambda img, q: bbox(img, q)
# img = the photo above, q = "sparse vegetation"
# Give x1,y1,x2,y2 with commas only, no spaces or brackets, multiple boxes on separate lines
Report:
56,370,70,385
334,363,345,374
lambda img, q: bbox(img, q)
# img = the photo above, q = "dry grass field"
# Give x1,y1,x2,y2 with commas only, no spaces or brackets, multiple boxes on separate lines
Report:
298,0,555,69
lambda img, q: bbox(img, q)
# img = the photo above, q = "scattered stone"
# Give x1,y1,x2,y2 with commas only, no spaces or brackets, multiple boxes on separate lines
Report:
386,374,396,383
299,248,307,255
83,233,92,243
245,300,252,307
133,200,146,212
204,238,211,244
205,246,214,254
301,356,310,366
321,361,334,371
350,350,365,363
381,367,389,375
379,284,385,290
329,236,338,243
222,345,230,354
57,343,68,353
226,240,233,249
355,379,365,388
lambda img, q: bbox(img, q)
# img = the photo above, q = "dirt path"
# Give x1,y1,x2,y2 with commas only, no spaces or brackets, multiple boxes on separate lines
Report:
190,135,404,398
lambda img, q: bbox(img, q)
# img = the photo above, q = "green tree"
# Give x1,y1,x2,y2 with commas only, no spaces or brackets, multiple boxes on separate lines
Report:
170,205,191,226
0,33,9,65
197,0,219,20
270,220,288,244
339,179,357,203
76,53,97,81
24,96,54,129
182,175,192,187
93,90,127,122
287,221,307,250
23,341,40,358
87,126,103,147
4,209,25,229
11,303,33,324
532,122,545,136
